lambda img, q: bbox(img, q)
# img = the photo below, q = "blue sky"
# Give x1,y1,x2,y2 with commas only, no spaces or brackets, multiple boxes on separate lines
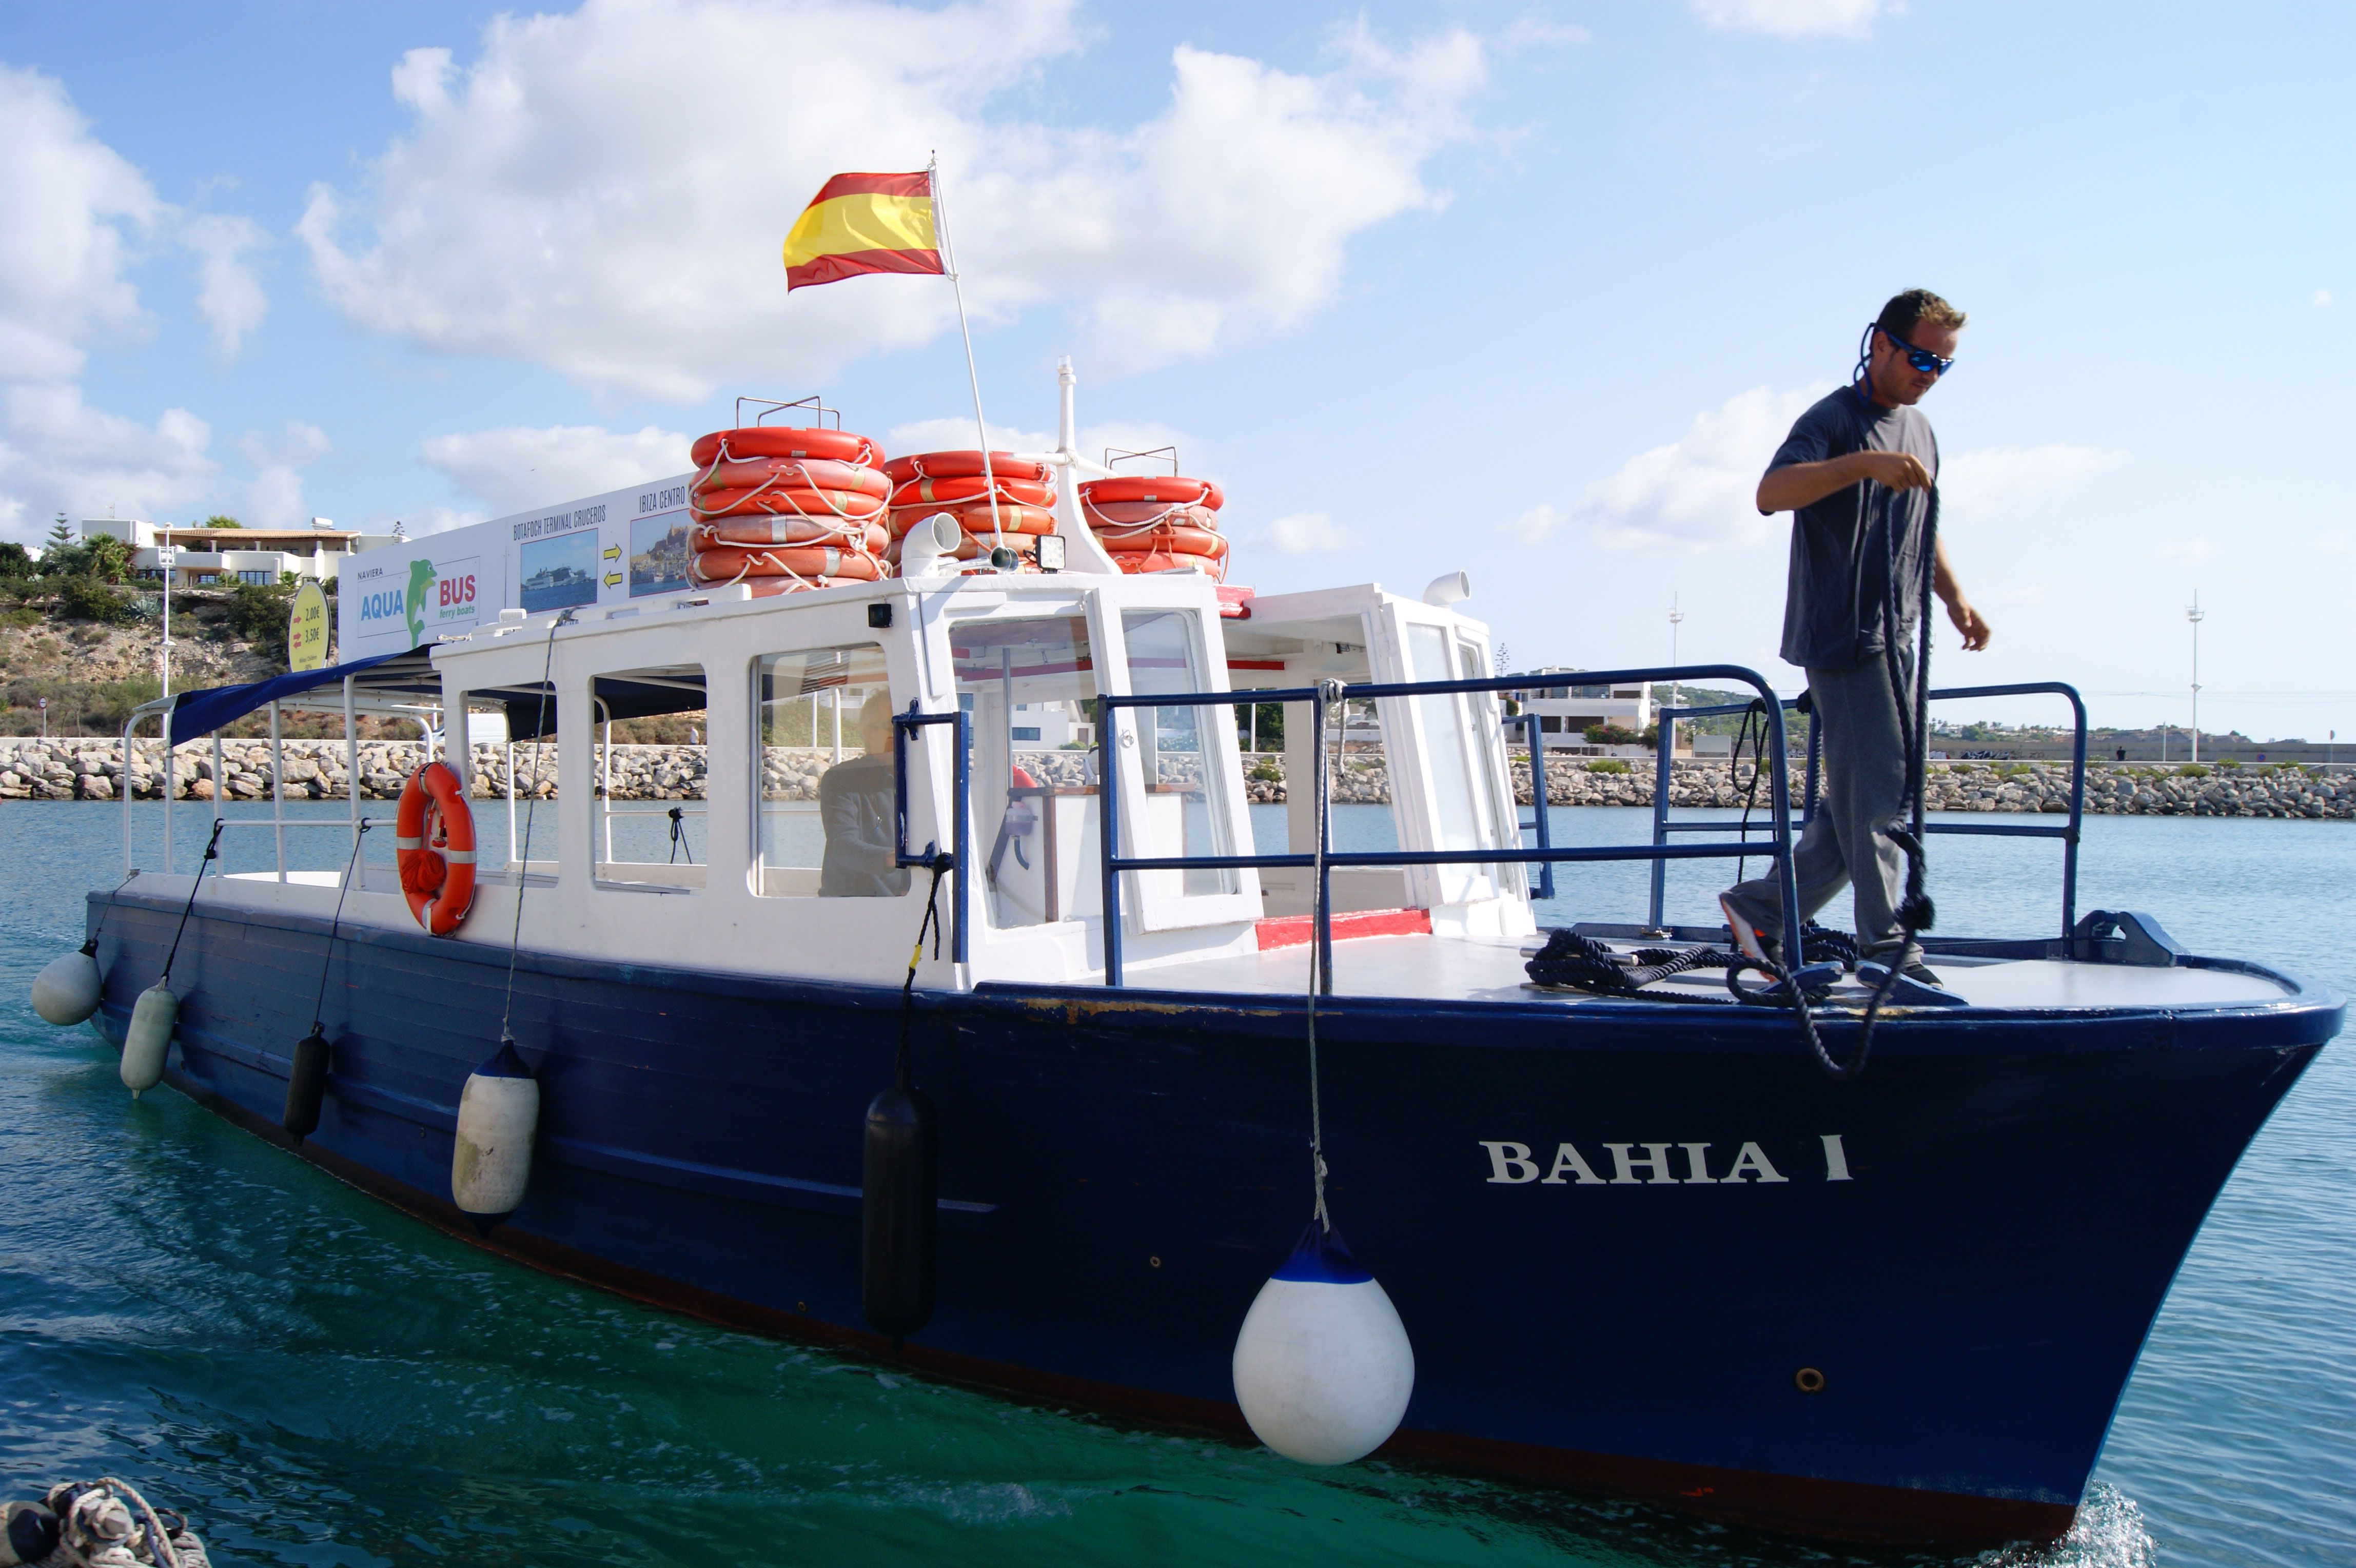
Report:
1,0,2348,739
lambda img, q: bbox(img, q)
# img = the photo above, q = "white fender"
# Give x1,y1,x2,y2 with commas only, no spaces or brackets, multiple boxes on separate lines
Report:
452,1037,539,1219
1232,1223,1415,1466
32,945,102,1026
121,983,178,1097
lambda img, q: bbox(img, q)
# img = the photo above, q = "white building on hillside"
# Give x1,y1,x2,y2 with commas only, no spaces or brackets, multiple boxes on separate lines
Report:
83,517,400,587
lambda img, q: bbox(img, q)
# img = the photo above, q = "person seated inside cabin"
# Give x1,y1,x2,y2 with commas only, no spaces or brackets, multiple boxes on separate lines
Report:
819,692,912,898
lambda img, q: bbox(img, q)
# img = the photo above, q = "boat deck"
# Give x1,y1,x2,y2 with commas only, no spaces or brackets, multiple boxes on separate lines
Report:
1123,932,2295,1010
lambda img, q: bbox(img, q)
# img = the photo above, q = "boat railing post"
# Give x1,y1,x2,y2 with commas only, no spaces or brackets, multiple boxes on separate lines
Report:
270,700,286,882
1099,696,1122,986
597,699,614,872
505,737,519,871
120,712,137,876
2063,682,2087,945
1313,684,1332,996
953,708,971,970
344,675,360,891
211,733,225,852
1760,690,1802,954
163,705,174,875
1648,709,1673,929
1525,714,1554,903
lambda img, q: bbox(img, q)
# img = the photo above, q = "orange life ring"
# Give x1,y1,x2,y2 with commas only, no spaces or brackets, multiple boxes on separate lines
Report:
693,485,887,520
1103,525,1228,559
741,576,877,597
882,450,1053,485
1085,499,1223,530
396,761,477,937
1108,546,1227,580
889,475,1058,510
693,458,890,498
694,518,887,552
1080,475,1223,511
691,427,884,469
888,502,1057,537
691,545,886,582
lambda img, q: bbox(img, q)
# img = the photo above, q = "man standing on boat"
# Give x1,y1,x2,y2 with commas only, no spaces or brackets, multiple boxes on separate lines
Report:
1720,288,1991,982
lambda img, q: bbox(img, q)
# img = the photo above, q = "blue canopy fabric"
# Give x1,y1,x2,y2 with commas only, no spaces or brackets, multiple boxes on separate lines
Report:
165,644,438,741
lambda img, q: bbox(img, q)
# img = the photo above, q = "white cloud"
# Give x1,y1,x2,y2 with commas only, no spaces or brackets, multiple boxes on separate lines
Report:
1500,502,1565,544
180,213,271,362
0,64,163,382
1936,443,2128,523
0,63,269,378
885,417,1059,457
2158,537,2217,564
1571,384,1829,554
420,423,694,515
0,384,215,539
2317,530,2353,556
232,421,332,528
1688,0,1888,37
2315,288,2336,309
1255,511,1359,554
297,0,1486,398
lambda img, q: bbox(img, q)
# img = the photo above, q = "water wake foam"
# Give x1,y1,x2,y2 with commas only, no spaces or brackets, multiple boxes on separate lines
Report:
1976,1483,2158,1568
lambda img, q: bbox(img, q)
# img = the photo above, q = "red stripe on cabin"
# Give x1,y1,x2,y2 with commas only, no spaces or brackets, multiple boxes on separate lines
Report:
786,247,944,290
1255,908,1432,951
808,170,933,202
1227,659,1287,671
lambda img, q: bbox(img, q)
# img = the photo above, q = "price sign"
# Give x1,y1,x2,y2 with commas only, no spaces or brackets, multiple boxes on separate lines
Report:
288,580,330,672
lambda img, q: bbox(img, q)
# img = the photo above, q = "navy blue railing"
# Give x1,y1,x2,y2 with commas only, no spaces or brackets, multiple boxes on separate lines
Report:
1097,666,1802,990
1647,680,2088,939
892,704,972,966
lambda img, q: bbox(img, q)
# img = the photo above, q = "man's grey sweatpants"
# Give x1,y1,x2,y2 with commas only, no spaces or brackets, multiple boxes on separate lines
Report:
1722,650,1913,957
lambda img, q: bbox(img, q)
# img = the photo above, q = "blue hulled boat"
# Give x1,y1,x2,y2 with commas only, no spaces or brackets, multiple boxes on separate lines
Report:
59,420,2338,1547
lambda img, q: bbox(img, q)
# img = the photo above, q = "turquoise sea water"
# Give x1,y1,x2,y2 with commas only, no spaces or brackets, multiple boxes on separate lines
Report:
1,800,2348,1567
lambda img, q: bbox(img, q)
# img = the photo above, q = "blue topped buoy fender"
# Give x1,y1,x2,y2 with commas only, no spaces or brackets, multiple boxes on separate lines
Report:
452,1035,539,1227
1232,1221,1415,1466
30,941,102,1027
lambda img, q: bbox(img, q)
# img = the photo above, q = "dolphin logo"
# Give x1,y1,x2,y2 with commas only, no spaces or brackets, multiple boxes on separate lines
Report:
405,558,436,646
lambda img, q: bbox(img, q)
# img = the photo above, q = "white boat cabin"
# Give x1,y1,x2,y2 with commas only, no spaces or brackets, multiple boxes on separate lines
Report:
148,569,1535,992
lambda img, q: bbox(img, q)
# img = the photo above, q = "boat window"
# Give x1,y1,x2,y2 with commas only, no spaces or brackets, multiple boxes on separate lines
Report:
1121,608,1238,898
950,614,1100,930
754,643,895,899
1405,622,1506,903
590,662,709,893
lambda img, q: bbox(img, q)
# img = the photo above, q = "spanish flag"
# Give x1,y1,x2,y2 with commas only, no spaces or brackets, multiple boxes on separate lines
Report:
782,171,944,290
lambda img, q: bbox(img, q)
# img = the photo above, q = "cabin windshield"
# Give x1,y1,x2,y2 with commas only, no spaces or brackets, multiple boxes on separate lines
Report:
951,612,1100,930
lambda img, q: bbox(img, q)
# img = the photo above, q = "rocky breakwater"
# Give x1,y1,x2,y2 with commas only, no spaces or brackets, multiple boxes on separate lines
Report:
6,738,2349,820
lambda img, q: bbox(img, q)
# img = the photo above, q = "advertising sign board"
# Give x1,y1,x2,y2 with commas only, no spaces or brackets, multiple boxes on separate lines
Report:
338,474,697,658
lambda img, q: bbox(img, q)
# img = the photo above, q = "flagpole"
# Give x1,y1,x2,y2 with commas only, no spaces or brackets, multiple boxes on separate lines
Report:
928,154,1006,559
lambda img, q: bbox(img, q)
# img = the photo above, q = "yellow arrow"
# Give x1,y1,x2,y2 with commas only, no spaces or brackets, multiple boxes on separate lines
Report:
604,571,623,587
603,544,621,560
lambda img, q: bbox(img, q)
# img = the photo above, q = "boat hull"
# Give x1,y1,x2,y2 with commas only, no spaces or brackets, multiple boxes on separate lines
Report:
87,890,2334,1544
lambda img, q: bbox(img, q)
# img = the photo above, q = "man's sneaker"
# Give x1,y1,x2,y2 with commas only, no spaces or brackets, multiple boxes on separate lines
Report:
1720,895,1778,967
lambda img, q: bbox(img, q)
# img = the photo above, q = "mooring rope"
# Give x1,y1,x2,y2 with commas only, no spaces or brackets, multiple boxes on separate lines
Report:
498,608,573,1044
1305,678,1345,1232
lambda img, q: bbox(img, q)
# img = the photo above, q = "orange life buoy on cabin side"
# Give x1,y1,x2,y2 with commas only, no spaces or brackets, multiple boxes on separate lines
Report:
397,761,478,937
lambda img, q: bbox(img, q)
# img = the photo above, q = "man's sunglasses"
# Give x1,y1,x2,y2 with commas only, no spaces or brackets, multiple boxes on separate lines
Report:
1876,325,1954,376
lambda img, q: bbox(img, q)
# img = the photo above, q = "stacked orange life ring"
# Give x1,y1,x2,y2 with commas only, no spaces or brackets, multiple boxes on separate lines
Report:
882,451,1059,569
396,761,477,936
688,426,891,590
1079,475,1229,581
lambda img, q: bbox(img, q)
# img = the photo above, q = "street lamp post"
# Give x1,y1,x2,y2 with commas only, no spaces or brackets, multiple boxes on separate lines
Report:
2186,593,2205,765
1667,595,1685,720
156,545,178,699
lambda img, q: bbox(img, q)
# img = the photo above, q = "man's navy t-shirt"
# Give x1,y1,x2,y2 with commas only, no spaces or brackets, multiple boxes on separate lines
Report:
1771,385,1939,671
